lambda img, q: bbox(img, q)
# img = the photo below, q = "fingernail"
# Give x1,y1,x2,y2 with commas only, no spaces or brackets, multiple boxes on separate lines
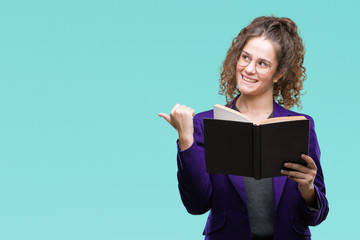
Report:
284,163,289,167
281,169,285,174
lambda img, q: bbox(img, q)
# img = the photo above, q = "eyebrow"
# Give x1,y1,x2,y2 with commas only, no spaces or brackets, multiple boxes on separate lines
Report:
259,58,271,63
242,51,271,63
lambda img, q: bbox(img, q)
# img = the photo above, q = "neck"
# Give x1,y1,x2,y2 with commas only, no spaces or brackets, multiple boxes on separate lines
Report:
236,93,274,116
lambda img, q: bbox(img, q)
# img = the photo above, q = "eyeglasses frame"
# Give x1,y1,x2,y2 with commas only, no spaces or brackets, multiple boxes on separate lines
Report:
237,51,274,75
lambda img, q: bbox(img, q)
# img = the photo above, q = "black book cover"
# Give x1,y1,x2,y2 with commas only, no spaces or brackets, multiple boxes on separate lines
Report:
203,118,309,179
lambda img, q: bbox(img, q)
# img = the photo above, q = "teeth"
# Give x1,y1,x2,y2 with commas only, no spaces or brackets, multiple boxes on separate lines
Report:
243,75,257,83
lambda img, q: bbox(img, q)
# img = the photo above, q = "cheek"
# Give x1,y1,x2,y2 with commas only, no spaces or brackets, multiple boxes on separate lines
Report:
236,64,245,75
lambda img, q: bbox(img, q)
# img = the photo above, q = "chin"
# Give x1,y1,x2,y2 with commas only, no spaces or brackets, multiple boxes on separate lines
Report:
237,82,258,96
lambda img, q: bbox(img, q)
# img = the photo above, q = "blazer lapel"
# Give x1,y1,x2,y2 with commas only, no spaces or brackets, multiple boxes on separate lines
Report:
227,175,248,205
227,174,287,211
272,100,291,118
273,176,287,211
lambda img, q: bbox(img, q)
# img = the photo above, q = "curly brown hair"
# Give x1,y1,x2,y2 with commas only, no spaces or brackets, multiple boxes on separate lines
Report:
219,16,306,109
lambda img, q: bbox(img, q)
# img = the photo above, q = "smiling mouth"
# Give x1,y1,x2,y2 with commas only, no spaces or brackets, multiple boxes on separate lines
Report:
242,74,258,83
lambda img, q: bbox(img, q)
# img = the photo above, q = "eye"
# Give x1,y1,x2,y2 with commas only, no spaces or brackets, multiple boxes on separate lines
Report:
241,53,250,61
258,61,270,68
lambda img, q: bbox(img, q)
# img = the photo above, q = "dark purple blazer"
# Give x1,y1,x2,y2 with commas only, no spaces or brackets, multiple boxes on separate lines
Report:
176,97,329,240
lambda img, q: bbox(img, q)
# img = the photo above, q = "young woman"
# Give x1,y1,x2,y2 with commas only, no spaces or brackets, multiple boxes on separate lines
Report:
159,16,329,240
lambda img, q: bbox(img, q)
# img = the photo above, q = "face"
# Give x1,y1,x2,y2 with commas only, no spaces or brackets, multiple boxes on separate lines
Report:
236,36,282,98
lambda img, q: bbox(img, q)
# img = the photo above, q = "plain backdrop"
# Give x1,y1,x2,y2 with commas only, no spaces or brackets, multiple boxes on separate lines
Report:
0,0,358,239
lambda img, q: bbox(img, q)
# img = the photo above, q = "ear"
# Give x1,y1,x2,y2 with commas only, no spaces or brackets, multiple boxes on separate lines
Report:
273,68,286,83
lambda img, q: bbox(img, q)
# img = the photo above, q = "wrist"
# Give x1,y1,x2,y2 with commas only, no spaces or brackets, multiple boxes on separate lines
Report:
299,184,315,205
178,133,194,151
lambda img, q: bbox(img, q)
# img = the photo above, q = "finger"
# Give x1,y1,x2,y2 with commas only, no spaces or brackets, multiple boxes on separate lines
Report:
176,105,187,112
174,105,193,118
184,106,195,117
282,169,316,187
190,108,195,117
158,113,171,125
287,176,308,185
281,169,308,179
301,154,317,170
284,162,312,174
170,103,181,116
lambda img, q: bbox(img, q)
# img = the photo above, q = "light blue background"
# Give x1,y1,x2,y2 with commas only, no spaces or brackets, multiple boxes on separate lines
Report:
0,0,358,239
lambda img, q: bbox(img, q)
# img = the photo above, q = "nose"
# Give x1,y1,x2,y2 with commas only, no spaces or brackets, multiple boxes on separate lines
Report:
244,60,257,75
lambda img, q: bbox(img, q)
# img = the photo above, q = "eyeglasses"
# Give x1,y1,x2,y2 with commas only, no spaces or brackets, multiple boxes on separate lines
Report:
237,51,273,75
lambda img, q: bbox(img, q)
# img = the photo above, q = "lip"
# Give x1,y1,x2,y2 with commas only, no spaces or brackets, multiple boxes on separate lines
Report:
242,74,258,83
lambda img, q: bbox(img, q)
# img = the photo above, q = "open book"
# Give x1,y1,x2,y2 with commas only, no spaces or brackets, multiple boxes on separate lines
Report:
203,104,309,179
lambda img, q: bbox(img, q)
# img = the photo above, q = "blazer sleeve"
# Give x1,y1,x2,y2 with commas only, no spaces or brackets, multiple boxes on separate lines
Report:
176,113,212,215
298,115,329,226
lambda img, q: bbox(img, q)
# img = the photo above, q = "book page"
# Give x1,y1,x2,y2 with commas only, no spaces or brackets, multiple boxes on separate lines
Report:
214,104,253,123
260,115,307,125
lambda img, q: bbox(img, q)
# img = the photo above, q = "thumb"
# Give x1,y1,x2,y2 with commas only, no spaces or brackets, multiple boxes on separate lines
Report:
158,113,171,125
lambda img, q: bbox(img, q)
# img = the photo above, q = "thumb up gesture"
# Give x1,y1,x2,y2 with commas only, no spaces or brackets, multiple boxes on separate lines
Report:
158,104,195,150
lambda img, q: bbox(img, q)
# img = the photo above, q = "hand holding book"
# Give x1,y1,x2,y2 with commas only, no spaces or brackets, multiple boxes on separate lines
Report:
281,154,317,206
